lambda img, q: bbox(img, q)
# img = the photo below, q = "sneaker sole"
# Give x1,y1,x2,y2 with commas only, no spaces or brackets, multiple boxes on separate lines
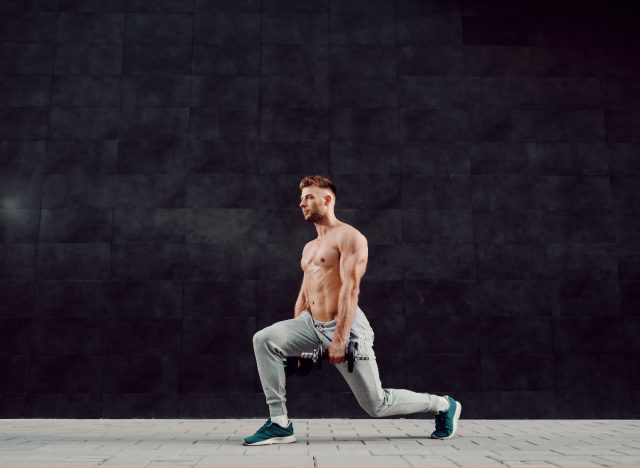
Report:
243,435,296,446
431,401,462,440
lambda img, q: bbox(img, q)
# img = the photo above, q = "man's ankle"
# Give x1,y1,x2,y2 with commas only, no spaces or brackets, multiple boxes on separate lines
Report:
271,415,289,427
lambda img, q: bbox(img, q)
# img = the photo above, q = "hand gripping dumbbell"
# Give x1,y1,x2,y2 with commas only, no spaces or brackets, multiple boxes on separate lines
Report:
284,341,369,377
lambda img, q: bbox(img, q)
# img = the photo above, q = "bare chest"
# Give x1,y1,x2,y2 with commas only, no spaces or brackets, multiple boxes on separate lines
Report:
301,241,340,272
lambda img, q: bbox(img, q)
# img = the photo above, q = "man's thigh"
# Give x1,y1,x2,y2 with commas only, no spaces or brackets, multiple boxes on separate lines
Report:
257,314,323,357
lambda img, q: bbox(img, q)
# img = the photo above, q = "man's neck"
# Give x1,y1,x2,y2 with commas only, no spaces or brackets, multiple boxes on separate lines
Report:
314,215,341,238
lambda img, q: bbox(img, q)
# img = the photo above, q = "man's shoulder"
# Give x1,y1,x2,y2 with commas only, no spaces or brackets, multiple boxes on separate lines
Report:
336,223,367,246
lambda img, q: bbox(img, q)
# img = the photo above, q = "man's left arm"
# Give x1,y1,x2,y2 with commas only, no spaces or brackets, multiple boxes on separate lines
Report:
328,232,368,364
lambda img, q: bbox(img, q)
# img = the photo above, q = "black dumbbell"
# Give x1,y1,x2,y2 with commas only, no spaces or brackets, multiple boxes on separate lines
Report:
284,341,369,377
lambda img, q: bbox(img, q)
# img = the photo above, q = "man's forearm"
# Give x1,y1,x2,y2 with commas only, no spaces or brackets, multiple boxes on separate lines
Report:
334,285,359,344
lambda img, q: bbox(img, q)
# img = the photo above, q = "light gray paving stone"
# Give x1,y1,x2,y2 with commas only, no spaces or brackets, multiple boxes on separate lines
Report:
315,454,411,467
402,455,459,467
195,455,314,467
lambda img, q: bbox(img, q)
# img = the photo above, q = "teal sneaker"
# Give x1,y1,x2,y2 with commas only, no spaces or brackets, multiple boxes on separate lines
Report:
431,396,461,439
242,418,296,446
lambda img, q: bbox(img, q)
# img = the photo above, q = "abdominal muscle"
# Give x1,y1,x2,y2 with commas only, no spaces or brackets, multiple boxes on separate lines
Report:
304,269,342,322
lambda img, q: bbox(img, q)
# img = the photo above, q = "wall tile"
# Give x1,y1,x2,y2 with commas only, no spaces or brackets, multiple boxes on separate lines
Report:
59,0,126,12
404,280,476,317
0,141,46,174
401,142,470,175
332,46,397,78
194,13,260,44
36,244,110,280
471,175,540,210
125,13,193,44
482,353,555,391
258,142,327,174
403,175,470,210
462,15,529,46
186,280,257,317
109,280,183,319
42,173,113,208
330,143,399,174
35,280,109,318
477,244,546,280
0,76,51,107
39,208,111,242
549,279,621,317
0,209,39,243
1,43,54,75
464,46,533,76
192,107,258,140
103,355,179,393
0,108,48,139
0,251,34,284
193,44,260,75
30,318,103,354
1,12,57,42
54,44,122,75
182,317,255,354
261,76,328,108
57,13,124,43
263,14,328,44
398,46,463,76
118,107,189,140
123,44,192,74
121,76,190,107
185,243,258,280
51,76,120,107
476,280,549,317
117,140,188,173
480,317,552,353
130,0,194,12
112,208,184,243
111,243,185,279
27,355,103,393
192,76,259,107
399,77,465,109
49,107,119,140
261,44,327,76
330,14,395,45
403,209,473,243
261,108,328,141
406,317,479,353
404,243,476,280
104,319,181,354
401,109,467,141
474,210,544,243
0,175,42,208
539,176,611,211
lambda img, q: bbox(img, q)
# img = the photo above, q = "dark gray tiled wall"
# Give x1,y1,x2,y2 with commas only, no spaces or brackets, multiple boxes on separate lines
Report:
1,0,639,418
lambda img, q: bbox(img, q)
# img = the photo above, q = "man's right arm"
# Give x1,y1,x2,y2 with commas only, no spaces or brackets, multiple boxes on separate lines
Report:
294,278,308,318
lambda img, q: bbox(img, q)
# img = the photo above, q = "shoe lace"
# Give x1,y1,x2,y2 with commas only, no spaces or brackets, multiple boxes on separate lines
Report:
434,411,447,433
257,419,273,433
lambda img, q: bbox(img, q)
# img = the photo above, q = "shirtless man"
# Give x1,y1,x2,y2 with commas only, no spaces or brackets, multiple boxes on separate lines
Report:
243,175,461,446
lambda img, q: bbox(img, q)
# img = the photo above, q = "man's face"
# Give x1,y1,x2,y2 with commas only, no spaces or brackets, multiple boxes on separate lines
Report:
300,186,329,223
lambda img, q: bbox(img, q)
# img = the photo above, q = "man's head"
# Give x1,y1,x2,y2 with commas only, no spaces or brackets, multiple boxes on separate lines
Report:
299,175,336,223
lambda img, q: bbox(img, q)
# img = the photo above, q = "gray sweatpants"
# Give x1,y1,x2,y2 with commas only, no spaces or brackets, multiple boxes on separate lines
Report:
253,307,447,418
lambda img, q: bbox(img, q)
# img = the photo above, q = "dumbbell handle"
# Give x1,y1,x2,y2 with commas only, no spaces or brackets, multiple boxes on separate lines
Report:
299,345,370,363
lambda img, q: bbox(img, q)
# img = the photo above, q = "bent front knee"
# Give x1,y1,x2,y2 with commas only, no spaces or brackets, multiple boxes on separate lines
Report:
361,400,387,418
253,328,269,348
